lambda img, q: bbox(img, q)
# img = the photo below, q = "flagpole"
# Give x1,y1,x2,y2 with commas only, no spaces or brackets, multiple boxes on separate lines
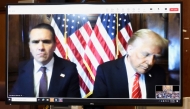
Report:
64,14,68,59
115,14,119,59
83,59,95,81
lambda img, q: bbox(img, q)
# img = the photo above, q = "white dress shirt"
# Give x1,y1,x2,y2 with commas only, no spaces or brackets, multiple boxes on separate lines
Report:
33,57,54,97
124,56,147,99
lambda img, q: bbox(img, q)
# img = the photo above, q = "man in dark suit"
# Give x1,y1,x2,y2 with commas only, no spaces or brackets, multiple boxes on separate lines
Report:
93,29,168,98
9,23,81,97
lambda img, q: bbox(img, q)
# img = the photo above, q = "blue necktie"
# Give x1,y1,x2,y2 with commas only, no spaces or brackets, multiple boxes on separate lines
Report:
39,67,47,97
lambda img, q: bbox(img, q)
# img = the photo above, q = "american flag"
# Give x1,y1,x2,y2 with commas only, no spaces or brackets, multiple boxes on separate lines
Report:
117,14,133,57
51,13,133,98
84,14,133,82
51,14,94,98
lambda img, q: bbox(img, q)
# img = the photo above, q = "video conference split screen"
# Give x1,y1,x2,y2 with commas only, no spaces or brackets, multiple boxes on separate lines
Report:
6,3,182,106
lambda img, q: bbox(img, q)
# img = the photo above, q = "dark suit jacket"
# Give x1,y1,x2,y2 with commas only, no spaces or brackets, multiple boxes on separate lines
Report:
10,54,81,98
93,56,166,98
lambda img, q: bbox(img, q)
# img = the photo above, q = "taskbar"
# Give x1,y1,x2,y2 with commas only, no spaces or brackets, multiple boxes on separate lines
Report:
6,98,182,106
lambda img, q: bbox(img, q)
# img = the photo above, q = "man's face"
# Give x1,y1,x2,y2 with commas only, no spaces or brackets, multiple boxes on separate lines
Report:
127,41,162,74
29,28,56,65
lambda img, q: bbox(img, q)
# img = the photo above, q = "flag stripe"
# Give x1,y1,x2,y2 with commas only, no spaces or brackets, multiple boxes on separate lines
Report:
84,45,100,76
79,74,90,94
95,17,116,59
74,30,86,49
94,26,115,61
64,38,93,96
67,32,95,86
55,36,66,58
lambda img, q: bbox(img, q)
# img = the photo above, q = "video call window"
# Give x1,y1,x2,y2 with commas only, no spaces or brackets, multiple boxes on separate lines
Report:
156,85,180,99
6,3,182,106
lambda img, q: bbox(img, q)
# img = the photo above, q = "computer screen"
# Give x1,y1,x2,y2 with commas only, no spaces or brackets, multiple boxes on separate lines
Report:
6,3,182,106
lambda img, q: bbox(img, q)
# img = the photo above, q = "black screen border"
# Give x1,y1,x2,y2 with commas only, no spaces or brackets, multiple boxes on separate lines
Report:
5,2,183,106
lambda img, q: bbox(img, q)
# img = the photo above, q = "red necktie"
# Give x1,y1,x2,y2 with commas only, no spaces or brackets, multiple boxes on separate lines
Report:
132,73,142,98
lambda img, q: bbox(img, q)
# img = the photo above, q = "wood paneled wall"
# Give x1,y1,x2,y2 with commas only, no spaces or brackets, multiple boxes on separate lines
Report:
0,13,5,82
182,0,190,98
